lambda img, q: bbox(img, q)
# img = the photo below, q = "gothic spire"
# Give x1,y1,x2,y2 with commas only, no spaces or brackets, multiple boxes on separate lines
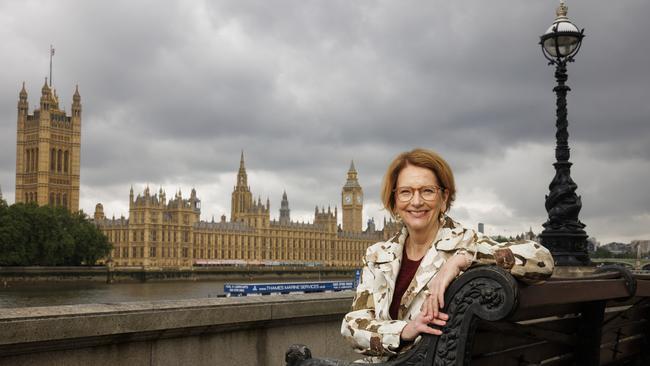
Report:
19,82,27,99
237,150,248,187
344,160,361,188
73,84,81,103
41,77,51,94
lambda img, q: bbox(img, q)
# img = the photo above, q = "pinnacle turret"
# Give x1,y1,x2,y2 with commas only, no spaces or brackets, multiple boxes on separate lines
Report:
19,82,27,99
280,190,290,224
73,84,81,103
41,78,51,95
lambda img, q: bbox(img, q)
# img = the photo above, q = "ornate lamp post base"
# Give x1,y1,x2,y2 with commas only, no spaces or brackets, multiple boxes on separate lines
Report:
540,231,589,266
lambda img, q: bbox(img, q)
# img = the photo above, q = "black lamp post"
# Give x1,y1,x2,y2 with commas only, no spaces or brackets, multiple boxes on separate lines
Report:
538,1,589,266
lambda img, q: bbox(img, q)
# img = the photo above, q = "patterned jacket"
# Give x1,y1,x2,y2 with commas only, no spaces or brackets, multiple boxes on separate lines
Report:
340,217,554,363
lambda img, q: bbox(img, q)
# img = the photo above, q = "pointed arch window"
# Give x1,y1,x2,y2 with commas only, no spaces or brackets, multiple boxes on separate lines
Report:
64,151,69,173
57,150,62,172
51,149,56,171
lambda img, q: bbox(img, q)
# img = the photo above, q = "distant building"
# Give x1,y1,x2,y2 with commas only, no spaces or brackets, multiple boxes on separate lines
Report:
95,154,401,268
587,237,599,253
601,242,631,255
478,223,484,234
512,227,539,242
14,80,81,211
631,240,650,258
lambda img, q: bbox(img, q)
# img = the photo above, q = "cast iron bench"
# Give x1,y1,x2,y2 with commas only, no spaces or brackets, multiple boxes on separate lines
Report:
286,265,650,366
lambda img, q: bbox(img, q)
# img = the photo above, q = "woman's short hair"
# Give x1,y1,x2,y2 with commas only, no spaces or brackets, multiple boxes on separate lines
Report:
381,148,456,217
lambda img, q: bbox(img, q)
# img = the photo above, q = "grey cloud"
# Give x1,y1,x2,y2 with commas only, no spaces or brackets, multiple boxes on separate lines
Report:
0,0,648,244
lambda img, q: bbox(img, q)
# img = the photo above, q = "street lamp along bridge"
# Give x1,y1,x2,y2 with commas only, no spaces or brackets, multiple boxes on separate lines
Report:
538,0,590,266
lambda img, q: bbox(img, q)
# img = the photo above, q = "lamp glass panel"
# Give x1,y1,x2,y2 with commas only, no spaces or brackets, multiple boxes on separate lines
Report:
543,35,579,57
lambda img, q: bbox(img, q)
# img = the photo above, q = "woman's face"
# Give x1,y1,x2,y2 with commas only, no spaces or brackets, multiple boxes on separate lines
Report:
394,164,448,234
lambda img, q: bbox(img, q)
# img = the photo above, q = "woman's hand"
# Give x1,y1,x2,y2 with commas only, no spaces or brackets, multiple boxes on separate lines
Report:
400,310,448,341
423,253,471,318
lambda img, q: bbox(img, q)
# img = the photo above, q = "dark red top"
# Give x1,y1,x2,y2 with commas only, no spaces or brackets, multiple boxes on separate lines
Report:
389,250,423,320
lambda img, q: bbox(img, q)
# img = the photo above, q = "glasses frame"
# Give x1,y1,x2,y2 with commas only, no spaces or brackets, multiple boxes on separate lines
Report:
393,186,444,202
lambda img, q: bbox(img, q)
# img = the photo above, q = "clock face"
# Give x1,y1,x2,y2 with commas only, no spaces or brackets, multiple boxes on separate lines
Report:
356,194,362,204
344,194,352,204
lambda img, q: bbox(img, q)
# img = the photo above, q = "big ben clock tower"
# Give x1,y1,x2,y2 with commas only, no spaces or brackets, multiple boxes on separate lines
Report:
342,161,363,232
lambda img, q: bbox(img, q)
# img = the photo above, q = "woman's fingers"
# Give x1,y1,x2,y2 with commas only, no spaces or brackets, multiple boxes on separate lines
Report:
422,327,442,336
436,312,449,321
429,317,446,327
431,288,439,318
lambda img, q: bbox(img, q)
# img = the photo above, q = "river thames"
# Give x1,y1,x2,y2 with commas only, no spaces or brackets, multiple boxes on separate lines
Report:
0,277,349,308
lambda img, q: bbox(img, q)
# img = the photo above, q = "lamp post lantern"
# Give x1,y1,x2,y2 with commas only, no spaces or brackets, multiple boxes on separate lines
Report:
538,1,589,266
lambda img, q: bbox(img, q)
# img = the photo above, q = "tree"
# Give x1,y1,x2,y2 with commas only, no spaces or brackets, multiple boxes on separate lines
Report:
592,247,613,258
492,235,510,243
0,203,111,266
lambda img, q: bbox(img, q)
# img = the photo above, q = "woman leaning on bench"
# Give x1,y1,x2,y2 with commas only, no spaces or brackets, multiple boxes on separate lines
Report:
340,148,555,363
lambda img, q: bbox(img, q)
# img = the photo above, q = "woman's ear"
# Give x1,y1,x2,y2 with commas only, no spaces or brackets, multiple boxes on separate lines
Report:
442,190,450,212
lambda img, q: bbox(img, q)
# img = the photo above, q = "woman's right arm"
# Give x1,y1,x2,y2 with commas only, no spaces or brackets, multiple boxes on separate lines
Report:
340,255,408,357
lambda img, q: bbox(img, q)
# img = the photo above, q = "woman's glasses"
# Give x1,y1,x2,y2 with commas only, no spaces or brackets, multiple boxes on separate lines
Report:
394,186,444,202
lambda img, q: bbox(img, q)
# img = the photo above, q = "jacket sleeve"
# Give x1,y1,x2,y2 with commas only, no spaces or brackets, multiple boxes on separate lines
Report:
473,234,555,283
434,227,554,283
340,249,408,358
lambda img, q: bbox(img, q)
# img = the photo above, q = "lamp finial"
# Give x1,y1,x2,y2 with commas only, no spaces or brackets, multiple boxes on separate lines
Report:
557,1,568,18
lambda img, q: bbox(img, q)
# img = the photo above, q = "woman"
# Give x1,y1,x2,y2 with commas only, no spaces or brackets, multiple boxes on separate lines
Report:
341,148,554,363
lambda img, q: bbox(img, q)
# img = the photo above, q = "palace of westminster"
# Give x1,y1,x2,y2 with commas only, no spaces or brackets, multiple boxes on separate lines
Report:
14,79,400,269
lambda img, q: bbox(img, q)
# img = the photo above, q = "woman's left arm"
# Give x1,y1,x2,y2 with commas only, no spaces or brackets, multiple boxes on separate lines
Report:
473,235,555,283
425,230,555,317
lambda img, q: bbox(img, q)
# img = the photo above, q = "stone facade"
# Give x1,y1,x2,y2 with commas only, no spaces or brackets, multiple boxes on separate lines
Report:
95,154,401,268
14,80,81,211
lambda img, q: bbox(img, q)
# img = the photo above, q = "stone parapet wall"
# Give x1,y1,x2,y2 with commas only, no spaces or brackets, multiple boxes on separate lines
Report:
0,292,358,366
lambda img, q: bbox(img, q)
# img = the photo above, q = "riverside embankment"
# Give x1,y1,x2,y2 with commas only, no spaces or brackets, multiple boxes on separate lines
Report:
0,266,356,283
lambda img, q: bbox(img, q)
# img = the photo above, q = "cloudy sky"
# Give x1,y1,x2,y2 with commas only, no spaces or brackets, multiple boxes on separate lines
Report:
1,0,648,244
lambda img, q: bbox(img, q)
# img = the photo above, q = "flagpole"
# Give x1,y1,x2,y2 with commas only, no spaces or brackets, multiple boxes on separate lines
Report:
49,45,54,87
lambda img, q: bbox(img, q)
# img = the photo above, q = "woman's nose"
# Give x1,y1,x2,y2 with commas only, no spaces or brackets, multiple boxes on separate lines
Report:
410,191,424,205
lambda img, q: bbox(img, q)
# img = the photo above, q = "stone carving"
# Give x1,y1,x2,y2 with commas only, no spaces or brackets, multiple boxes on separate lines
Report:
286,266,518,366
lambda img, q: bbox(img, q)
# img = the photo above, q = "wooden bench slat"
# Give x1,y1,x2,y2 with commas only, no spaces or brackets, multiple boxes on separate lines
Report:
519,279,631,308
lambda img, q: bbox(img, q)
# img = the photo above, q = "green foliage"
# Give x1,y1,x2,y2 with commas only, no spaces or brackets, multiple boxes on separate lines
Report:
492,235,511,243
0,202,112,266
592,247,612,258
591,247,636,259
